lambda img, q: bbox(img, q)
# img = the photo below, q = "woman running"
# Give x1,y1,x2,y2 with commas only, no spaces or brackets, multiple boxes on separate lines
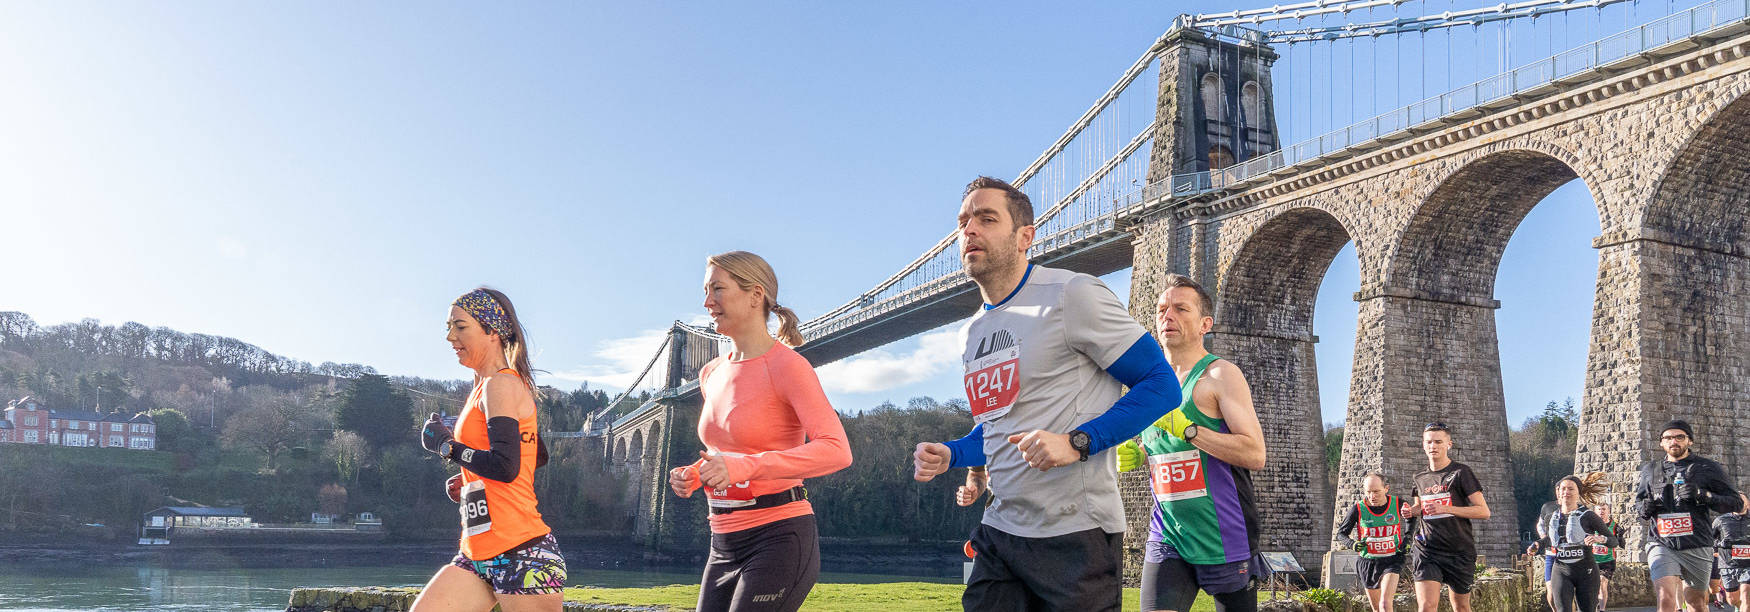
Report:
668,251,853,612
1538,473,1618,612
414,287,565,612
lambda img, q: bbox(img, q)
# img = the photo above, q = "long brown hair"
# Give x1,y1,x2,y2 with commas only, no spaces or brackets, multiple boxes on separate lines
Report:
465,287,540,397
705,251,804,347
1558,472,1610,508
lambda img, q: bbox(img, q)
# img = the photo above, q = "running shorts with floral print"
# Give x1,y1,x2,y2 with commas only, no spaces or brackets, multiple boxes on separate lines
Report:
450,532,568,595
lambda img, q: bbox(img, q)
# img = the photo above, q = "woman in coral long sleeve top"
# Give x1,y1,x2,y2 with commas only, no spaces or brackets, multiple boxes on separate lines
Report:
668,251,853,612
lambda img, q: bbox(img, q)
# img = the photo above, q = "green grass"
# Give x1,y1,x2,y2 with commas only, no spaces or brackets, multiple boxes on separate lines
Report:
564,582,1265,611
12,443,176,472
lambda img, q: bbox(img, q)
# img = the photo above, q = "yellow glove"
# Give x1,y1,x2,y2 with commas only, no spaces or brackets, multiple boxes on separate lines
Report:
1115,439,1145,473
1155,407,1195,440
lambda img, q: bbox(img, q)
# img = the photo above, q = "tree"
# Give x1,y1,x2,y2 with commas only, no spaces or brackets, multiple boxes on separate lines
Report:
334,374,416,451
222,398,310,471
145,407,202,456
331,430,370,484
318,484,348,516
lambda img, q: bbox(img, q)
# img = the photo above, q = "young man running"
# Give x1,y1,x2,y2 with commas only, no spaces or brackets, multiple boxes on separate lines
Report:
1112,275,1266,612
1712,493,1750,612
1406,422,1491,612
911,176,1181,611
1632,420,1744,612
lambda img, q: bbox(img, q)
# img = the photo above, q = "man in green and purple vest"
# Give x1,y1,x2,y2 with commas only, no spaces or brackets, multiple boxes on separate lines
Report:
1116,274,1267,612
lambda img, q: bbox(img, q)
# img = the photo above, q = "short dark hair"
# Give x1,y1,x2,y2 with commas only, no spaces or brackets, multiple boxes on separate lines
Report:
1424,421,1452,435
1162,274,1215,318
962,176,1034,229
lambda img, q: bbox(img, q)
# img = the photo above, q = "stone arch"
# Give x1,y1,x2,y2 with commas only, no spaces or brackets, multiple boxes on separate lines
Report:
1201,73,1226,123
1240,81,1261,131
629,430,644,463
1643,84,1750,250
1206,205,1351,569
1387,147,1598,301
1359,146,1599,565
613,437,626,466
647,421,662,458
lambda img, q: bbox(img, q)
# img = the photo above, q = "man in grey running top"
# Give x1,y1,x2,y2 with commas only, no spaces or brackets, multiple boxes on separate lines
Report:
912,176,1181,612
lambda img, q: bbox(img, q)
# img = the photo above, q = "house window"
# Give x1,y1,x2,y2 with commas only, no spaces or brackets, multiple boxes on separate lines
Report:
111,423,122,432
23,431,38,443
68,422,78,431
22,415,36,426
109,435,123,447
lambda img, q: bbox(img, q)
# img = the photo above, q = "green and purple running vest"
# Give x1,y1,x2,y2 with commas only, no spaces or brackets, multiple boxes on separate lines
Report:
1356,496,1405,558
1142,353,1261,565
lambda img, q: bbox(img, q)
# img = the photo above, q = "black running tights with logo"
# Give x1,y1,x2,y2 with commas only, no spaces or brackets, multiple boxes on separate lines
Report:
697,514,819,612
1550,558,1600,612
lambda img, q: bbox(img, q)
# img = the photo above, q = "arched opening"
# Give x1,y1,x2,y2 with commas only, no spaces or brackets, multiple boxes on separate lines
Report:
1615,90,1750,485
629,430,644,464
613,438,626,467
1378,147,1601,563
647,422,662,459
1212,206,1354,569
1241,81,1261,133
1201,73,1226,124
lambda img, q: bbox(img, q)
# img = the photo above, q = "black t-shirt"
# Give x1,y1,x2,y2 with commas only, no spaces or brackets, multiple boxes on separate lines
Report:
1412,461,1483,559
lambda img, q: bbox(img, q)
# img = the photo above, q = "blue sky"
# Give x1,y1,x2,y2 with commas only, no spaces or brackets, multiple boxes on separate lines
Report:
2,1,1665,427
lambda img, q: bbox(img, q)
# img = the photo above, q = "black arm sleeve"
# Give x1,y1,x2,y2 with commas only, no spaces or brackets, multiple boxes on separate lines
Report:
448,416,523,483
1335,505,1361,548
1584,511,1619,547
1701,462,1743,514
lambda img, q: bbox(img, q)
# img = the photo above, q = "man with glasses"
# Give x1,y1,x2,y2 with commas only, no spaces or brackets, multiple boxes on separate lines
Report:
1632,420,1743,612
1405,422,1491,612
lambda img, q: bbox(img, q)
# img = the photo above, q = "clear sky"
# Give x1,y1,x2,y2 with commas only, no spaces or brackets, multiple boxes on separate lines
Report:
3,1,1677,427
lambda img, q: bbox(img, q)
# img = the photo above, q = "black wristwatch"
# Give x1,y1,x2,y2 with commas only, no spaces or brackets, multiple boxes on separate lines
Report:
437,440,454,461
1069,430,1091,462
1183,424,1200,441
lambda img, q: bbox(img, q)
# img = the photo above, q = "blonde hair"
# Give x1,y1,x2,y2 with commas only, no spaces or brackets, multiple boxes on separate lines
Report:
706,251,804,347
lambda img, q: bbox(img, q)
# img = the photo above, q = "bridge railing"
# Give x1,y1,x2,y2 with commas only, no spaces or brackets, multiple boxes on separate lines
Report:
1132,0,1750,207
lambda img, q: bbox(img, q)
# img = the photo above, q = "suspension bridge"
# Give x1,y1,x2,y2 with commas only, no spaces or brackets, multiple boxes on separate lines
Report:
590,0,1750,569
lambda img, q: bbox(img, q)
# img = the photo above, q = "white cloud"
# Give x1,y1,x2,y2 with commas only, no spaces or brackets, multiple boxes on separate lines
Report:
815,328,961,394
543,314,720,392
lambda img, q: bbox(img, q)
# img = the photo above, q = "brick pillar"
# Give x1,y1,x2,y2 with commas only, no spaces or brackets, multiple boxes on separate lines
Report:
1340,289,1518,567
1575,234,1750,560
1206,327,1333,572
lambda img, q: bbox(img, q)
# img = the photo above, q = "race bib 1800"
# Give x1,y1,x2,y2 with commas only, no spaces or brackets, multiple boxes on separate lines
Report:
964,345,1020,424
1148,450,1207,502
1656,513,1694,537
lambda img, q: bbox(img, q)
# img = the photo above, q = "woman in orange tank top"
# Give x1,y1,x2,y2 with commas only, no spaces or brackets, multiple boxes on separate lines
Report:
668,251,853,612
413,287,565,612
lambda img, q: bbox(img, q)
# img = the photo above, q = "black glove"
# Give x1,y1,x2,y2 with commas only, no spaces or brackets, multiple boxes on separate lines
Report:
445,473,463,503
1352,540,1366,554
1675,482,1703,507
421,413,454,457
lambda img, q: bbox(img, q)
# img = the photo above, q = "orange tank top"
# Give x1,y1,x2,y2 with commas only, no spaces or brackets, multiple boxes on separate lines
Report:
455,368,549,560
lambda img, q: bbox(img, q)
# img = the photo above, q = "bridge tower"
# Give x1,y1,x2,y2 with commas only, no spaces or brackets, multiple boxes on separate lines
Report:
1120,17,1333,576
1145,16,1281,182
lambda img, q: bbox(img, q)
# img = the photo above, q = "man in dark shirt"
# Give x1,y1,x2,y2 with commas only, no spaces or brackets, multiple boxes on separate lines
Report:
1633,420,1743,612
1406,422,1490,612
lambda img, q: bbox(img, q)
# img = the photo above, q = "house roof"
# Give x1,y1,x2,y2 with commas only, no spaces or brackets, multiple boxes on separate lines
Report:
144,506,250,517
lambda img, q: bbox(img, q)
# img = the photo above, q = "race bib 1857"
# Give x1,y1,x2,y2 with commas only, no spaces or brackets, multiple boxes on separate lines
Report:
1148,450,1207,502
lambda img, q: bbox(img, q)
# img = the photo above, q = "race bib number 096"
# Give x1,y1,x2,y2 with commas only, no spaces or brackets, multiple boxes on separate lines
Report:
1148,450,1207,502
459,479,491,537
964,345,1020,424
1656,513,1694,538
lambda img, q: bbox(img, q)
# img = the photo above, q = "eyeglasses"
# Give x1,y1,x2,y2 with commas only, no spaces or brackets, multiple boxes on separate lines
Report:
1660,434,1689,441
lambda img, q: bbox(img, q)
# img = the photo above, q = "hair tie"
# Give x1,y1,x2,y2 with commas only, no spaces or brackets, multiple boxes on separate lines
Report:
454,289,511,338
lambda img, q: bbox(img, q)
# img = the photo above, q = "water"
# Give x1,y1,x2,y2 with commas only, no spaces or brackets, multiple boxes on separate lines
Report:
0,562,713,612
0,561,951,611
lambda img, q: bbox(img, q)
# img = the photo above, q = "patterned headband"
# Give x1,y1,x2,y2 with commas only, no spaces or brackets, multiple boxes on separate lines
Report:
454,289,511,338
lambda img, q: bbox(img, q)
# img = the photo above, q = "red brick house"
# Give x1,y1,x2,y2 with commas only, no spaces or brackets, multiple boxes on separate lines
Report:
3,396,155,449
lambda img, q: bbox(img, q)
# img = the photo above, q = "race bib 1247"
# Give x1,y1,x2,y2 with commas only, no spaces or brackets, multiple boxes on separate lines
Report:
964,345,1020,424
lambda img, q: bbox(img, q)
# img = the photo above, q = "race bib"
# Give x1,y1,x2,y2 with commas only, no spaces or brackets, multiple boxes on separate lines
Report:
1592,543,1611,556
1656,513,1694,537
1731,545,1750,560
705,480,755,508
1365,538,1398,556
1148,450,1207,502
703,452,756,509
459,479,491,537
1557,547,1586,561
964,344,1020,424
1421,492,1453,519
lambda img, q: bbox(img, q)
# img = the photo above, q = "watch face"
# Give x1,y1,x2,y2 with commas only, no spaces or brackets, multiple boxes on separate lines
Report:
1184,425,1199,440
1071,431,1090,448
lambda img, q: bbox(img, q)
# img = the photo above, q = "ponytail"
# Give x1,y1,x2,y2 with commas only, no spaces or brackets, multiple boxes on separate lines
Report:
772,304,804,347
